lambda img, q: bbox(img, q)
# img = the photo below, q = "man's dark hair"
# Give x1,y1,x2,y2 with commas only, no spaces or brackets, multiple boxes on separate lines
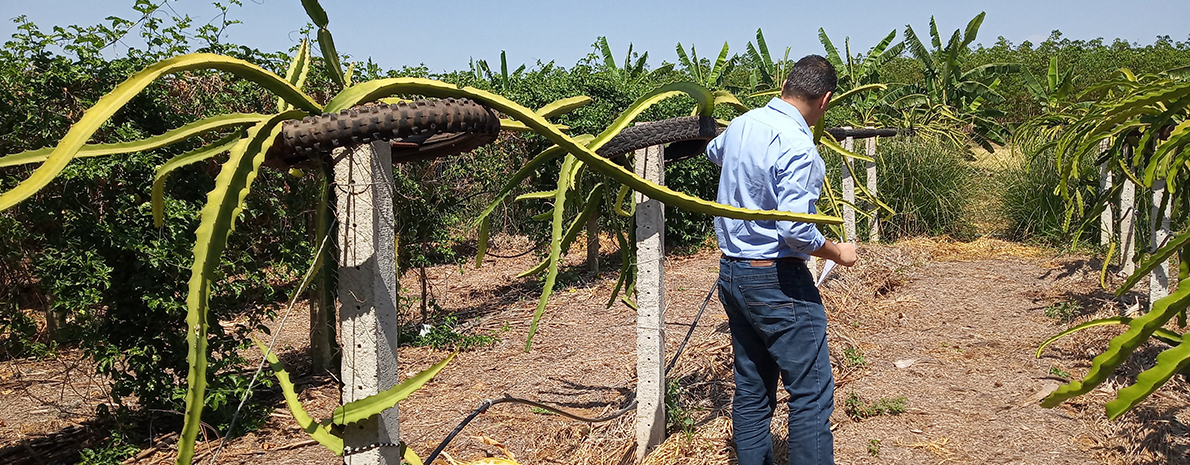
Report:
781,55,837,101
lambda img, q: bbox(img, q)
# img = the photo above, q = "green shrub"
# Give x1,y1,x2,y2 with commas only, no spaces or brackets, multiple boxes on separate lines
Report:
0,12,312,431
664,156,719,250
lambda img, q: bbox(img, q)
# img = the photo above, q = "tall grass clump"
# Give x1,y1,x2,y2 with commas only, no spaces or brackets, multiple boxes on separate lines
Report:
840,137,972,239
999,146,1097,246
1000,148,1064,244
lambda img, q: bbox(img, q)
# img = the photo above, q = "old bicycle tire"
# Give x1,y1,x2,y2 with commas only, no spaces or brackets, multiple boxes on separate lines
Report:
595,116,723,163
267,98,501,167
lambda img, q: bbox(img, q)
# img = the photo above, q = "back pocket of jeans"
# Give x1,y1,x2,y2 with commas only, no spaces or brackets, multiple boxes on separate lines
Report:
738,282,797,309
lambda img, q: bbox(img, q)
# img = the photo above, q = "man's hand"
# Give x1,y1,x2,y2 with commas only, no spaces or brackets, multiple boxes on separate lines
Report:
834,242,858,267
810,240,858,267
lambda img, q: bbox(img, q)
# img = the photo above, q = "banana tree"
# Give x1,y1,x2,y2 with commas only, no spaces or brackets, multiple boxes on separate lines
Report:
1022,56,1078,112
898,12,1019,152
596,36,673,83
745,28,791,93
1012,57,1088,152
675,41,737,90
470,50,526,90
817,28,905,127
1038,68,1190,420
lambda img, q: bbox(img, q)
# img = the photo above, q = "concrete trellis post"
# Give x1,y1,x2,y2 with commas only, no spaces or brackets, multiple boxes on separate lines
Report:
1121,145,1138,275
865,128,879,242
1150,180,1172,303
841,128,856,242
633,143,666,462
1099,139,1114,247
334,141,401,465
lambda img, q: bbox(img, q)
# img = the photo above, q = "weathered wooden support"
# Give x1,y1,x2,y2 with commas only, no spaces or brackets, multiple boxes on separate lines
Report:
633,143,666,462
334,141,401,465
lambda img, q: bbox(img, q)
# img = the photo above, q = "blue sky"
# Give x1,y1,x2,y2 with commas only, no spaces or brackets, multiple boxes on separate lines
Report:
2,0,1188,73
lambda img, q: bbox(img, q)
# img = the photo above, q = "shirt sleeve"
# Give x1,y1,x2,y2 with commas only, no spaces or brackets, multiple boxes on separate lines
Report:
705,132,725,167
772,138,826,255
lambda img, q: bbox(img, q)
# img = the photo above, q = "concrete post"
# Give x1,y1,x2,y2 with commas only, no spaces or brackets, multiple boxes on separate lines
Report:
1099,139,1113,247
1150,180,1171,304
1121,145,1137,275
841,128,856,242
334,141,401,465
865,129,879,242
633,143,666,462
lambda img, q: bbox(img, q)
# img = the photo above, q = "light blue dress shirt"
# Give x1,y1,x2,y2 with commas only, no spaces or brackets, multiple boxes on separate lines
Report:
706,97,827,260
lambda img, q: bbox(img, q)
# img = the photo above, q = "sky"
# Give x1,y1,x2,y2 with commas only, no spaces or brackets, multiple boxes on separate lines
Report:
2,0,1189,74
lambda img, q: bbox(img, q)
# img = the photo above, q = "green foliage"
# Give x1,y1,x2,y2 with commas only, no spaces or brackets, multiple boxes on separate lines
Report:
844,392,907,420
79,432,140,465
968,31,1190,122
1034,65,1190,419
665,378,699,437
0,9,314,444
401,314,503,351
664,156,719,249
1049,366,1071,379
1038,316,1184,359
675,41,736,90
1044,301,1083,323
259,339,454,453
867,439,881,457
1041,275,1190,418
1021,57,1078,111
843,346,868,368
595,36,669,84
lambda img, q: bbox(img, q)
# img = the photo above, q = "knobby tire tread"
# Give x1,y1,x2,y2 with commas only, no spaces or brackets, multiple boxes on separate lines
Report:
268,98,500,166
595,116,723,163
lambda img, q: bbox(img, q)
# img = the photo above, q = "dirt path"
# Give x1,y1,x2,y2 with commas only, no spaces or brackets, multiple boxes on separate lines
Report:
832,256,1111,464
3,238,1188,464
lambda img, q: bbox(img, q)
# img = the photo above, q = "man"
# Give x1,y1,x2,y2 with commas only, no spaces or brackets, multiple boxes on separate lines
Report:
705,55,857,465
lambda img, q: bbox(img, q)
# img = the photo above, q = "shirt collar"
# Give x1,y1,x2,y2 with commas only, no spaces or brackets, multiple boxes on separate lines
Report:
766,97,812,134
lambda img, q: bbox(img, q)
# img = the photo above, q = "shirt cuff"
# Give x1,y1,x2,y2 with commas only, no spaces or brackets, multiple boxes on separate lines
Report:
788,229,826,255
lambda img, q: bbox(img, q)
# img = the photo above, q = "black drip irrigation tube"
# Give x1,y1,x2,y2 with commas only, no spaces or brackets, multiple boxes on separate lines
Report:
419,281,719,465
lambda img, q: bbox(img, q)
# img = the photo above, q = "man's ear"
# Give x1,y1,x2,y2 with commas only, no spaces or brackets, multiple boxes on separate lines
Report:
818,91,834,110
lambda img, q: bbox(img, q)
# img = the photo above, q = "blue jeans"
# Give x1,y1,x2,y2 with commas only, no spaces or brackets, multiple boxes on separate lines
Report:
718,258,834,465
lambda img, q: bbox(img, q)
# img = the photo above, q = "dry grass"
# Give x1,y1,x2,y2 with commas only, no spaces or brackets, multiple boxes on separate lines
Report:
639,416,734,465
895,235,1052,262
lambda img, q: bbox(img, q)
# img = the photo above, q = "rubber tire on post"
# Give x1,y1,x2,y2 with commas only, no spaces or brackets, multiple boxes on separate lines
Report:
595,116,723,163
266,98,501,167
595,117,911,164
